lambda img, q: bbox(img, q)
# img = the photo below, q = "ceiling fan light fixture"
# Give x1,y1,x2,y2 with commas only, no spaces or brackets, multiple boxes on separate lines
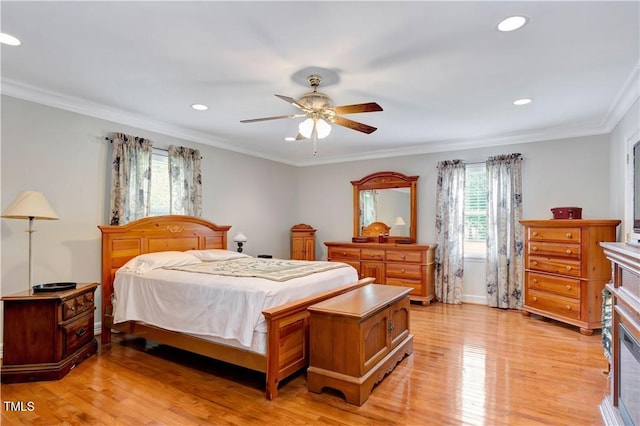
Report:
298,117,331,139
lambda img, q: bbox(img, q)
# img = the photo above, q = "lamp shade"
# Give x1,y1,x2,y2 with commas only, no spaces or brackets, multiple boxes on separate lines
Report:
394,216,406,226
298,118,331,139
2,191,59,220
233,232,247,243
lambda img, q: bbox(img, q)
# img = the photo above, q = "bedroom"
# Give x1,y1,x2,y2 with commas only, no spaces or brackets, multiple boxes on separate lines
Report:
1,1,639,424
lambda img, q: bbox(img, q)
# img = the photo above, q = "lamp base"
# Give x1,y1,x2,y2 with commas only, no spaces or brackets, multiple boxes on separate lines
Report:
236,242,244,253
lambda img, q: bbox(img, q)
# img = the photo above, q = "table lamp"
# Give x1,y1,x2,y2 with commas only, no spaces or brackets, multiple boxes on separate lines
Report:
2,191,59,292
233,232,247,253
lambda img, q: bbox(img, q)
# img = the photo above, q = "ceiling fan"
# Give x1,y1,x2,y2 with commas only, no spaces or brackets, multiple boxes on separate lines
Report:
240,75,383,155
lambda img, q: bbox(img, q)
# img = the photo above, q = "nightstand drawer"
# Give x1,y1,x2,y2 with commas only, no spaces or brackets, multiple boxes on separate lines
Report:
62,312,94,357
63,292,95,321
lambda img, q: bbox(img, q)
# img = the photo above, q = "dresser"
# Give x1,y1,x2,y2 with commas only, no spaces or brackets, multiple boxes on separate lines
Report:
1,282,99,383
324,241,436,305
291,223,316,260
307,284,413,405
520,219,620,335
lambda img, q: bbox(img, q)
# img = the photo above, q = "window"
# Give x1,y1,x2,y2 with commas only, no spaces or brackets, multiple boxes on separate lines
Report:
149,149,170,216
464,163,487,256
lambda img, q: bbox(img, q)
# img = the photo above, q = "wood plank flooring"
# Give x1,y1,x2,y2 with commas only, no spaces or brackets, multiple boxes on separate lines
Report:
1,303,609,425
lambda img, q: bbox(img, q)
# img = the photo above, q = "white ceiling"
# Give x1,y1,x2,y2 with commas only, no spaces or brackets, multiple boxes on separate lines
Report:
1,1,639,166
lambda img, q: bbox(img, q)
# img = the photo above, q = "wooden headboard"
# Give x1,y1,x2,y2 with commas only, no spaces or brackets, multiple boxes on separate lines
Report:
98,215,231,341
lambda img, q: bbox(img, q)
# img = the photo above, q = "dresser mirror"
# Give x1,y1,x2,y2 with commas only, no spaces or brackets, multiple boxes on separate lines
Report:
352,171,418,243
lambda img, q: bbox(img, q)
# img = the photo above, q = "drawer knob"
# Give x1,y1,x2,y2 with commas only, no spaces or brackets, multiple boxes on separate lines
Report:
532,261,538,266
565,305,572,311
400,269,405,273
566,285,572,290
533,296,538,302
566,249,572,254
532,278,538,283
401,255,406,260
342,252,347,256
566,233,572,238
532,246,538,251
566,266,572,271
76,327,87,337
532,231,539,236
370,254,375,257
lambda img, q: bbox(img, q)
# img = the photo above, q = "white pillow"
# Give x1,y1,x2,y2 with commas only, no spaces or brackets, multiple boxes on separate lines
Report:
185,249,251,262
120,251,202,274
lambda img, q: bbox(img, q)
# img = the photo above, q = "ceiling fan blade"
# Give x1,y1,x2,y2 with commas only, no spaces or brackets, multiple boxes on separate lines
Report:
333,116,378,134
240,114,304,123
333,102,383,115
295,133,307,140
274,94,309,111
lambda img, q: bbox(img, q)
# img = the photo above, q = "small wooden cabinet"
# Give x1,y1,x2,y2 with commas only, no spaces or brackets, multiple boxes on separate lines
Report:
520,219,620,335
291,224,316,261
324,241,436,305
307,284,414,405
1,282,99,383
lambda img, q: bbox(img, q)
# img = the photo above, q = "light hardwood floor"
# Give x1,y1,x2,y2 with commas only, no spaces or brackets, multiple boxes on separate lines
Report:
1,303,609,425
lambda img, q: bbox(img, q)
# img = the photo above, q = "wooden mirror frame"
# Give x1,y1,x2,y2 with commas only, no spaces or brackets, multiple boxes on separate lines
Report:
352,171,418,243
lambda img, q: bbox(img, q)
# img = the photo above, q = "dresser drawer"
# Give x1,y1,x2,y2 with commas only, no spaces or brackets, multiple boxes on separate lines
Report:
386,263,423,280
328,247,360,261
62,312,94,357
526,290,580,321
527,255,581,277
528,241,581,259
528,227,581,243
386,278,422,294
526,271,580,298
386,250,424,263
361,249,385,261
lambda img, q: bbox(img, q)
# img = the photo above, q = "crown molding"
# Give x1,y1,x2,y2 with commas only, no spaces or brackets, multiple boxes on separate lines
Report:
1,76,625,168
0,79,290,165
602,60,640,132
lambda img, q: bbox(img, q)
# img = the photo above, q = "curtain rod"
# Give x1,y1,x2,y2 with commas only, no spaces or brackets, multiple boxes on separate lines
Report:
103,137,203,159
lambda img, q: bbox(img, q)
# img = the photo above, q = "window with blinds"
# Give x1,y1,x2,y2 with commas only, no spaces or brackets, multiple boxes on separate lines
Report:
149,149,170,216
464,163,487,255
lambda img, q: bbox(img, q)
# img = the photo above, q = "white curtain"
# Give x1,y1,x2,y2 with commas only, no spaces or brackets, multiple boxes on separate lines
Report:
486,153,524,308
168,145,202,217
435,160,466,304
109,133,152,225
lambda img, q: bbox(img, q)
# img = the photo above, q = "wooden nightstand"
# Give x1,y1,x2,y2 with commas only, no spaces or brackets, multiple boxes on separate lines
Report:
1,282,99,383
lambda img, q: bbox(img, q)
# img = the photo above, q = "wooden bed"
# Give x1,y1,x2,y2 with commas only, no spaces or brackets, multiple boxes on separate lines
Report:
99,215,371,399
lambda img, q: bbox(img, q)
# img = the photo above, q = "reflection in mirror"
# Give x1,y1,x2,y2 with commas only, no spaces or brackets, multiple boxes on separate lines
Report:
352,171,418,243
360,188,410,236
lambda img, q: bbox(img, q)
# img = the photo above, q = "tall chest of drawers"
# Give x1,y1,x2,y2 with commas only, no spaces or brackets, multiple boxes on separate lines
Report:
324,242,436,305
520,219,620,335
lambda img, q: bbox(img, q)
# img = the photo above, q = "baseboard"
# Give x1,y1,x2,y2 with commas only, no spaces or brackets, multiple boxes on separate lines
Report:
95,321,102,336
462,294,487,305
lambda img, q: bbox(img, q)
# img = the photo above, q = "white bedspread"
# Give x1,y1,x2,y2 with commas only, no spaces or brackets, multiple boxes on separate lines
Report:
113,260,358,349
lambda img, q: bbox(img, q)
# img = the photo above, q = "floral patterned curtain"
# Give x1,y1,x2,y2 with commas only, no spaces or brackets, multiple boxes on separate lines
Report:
435,160,466,304
168,145,202,217
486,153,524,308
109,133,152,225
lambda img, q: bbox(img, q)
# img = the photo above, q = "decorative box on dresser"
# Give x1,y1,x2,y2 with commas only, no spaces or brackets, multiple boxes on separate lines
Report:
307,284,413,405
599,243,640,426
520,219,620,335
1,282,99,383
324,241,436,305
291,223,316,260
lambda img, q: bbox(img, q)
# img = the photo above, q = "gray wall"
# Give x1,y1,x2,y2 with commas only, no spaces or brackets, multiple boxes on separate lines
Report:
0,93,629,348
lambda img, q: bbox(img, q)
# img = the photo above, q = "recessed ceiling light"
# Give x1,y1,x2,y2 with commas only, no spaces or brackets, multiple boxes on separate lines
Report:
513,98,533,106
284,137,296,142
0,33,21,46
191,104,208,111
497,16,528,32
